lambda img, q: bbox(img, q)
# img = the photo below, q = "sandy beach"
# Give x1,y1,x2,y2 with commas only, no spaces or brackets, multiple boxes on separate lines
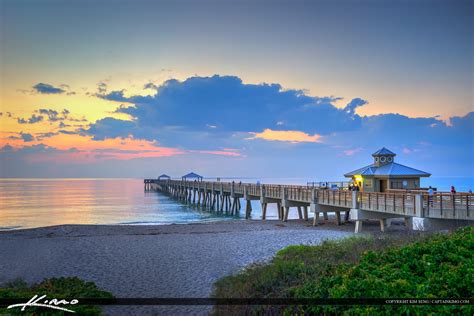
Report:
0,220,405,315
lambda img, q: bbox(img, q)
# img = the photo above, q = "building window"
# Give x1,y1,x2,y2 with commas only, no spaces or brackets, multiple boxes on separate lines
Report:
380,156,386,163
391,181,403,189
387,156,393,162
375,157,379,162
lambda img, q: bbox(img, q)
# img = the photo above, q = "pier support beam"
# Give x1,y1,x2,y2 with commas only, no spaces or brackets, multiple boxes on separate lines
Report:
336,211,342,226
261,203,267,220
297,206,303,220
276,203,282,220
312,203,319,226
232,197,240,215
283,206,290,222
404,217,412,228
344,211,350,222
245,200,252,219
350,209,408,233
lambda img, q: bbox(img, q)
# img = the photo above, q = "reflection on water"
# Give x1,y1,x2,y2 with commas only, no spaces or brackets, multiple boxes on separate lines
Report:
0,179,239,230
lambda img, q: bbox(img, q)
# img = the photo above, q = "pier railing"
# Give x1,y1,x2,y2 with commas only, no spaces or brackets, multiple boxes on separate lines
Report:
422,192,472,219
146,179,473,220
357,192,417,216
318,189,352,207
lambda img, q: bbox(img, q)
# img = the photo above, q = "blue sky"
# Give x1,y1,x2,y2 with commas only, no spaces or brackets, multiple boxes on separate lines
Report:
0,0,472,181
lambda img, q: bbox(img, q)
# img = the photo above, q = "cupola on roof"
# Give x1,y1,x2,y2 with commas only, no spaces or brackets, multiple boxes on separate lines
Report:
372,147,396,156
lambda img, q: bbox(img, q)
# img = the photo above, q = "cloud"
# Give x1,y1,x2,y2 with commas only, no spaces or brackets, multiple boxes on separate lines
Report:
114,75,352,133
343,147,363,156
58,130,77,135
39,109,60,121
0,137,184,167
20,133,34,142
144,82,159,90
97,89,155,105
343,98,367,116
32,83,65,94
36,132,59,140
90,75,365,143
1,144,14,152
249,129,322,143
1,143,57,154
17,114,44,124
188,149,242,157
15,108,81,126
97,81,108,94
16,108,72,124
86,117,138,140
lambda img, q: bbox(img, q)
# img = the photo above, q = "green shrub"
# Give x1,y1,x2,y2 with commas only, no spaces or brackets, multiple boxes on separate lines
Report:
212,227,473,315
0,277,113,315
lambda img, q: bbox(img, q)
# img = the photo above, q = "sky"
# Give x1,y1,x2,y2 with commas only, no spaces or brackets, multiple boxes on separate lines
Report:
0,0,473,181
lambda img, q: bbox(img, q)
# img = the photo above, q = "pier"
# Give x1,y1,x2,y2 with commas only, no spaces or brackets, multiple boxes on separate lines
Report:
144,179,473,233
144,148,473,233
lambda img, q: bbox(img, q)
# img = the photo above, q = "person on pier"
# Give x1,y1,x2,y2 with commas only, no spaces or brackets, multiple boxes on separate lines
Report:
427,186,434,207
451,186,456,194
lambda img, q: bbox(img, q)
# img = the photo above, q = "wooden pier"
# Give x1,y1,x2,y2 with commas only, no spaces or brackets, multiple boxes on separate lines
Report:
144,179,474,232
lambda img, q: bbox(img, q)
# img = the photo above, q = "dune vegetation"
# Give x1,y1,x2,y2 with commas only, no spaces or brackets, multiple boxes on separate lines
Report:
212,227,473,315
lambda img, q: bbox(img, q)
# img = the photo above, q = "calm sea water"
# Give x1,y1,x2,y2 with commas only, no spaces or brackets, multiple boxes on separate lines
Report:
0,179,240,230
0,177,472,230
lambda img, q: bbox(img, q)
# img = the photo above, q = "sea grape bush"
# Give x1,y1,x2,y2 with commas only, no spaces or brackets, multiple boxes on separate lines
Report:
212,227,473,315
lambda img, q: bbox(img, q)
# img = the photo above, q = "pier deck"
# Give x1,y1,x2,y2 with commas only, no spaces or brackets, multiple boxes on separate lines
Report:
144,179,473,232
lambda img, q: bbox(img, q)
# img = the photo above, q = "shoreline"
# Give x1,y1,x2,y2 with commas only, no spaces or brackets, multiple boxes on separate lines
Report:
0,213,411,235
0,219,360,240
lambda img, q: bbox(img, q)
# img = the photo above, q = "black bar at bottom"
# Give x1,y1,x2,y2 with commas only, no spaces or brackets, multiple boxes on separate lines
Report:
0,298,472,306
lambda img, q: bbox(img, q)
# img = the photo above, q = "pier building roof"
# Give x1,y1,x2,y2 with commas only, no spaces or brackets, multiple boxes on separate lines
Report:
344,162,431,177
182,172,203,180
344,147,430,178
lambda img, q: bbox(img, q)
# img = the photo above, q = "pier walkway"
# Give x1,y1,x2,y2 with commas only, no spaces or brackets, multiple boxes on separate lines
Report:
144,179,473,232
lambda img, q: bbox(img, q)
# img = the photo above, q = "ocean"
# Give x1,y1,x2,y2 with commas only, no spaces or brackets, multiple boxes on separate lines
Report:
0,177,472,230
0,179,239,230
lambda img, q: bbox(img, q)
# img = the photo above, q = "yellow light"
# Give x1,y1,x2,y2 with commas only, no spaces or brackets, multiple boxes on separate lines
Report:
354,175,363,183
